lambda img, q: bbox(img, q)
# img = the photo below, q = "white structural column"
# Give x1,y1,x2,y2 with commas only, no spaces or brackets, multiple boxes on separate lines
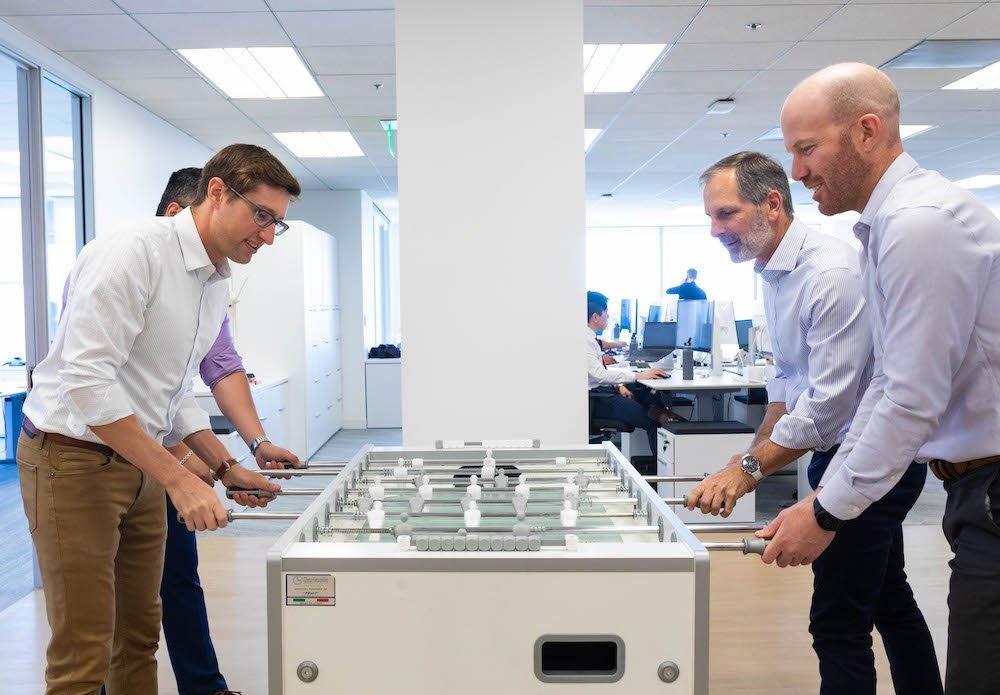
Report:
396,0,587,447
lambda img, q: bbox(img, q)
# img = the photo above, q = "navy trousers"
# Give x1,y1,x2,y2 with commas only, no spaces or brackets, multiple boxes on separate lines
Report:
808,448,942,695
590,389,658,452
941,462,1000,695
160,495,228,695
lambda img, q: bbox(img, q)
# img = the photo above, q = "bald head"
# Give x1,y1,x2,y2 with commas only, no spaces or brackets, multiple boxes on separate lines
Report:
785,63,901,143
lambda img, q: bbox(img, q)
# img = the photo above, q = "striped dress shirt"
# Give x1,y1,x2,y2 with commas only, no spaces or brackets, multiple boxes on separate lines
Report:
819,152,1000,520
756,218,874,453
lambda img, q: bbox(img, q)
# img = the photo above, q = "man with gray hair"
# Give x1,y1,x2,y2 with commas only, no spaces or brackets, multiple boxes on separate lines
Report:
691,150,941,694
769,62,1000,694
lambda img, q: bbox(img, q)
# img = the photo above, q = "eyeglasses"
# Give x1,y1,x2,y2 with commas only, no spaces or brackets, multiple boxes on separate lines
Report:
225,183,289,236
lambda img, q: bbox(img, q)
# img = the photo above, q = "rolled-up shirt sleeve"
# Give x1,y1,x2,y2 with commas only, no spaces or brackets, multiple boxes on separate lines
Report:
586,334,636,387
164,385,211,447
199,315,246,390
770,267,873,452
818,207,990,520
766,364,787,404
56,237,151,436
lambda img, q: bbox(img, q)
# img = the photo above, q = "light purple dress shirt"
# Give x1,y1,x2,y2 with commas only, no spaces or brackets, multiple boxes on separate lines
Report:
61,273,244,391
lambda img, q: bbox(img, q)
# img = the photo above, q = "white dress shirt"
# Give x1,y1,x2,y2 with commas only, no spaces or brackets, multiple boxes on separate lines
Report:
24,207,231,447
756,218,874,452
587,327,636,389
819,152,1000,520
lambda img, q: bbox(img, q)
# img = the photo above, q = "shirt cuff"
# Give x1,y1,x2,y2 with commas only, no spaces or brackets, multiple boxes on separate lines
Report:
58,381,134,437
206,367,246,392
769,413,824,452
816,469,874,521
167,405,211,446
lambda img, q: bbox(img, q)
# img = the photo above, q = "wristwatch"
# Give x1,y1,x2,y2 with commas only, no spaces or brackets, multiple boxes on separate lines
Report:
813,497,847,532
250,436,270,456
739,453,764,482
213,457,237,482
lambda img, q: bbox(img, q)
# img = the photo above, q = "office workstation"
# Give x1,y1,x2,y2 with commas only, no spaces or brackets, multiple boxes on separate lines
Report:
3,3,999,695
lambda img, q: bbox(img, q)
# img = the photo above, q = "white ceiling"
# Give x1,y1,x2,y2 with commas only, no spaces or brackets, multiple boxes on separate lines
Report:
3,0,1000,221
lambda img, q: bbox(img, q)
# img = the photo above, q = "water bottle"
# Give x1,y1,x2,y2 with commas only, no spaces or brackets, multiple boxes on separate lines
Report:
682,339,694,380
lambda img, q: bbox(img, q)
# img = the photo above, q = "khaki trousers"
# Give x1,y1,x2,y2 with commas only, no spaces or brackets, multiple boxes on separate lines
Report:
16,429,167,695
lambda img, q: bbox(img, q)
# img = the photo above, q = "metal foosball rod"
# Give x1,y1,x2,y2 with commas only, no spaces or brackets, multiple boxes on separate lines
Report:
259,469,348,477
702,538,769,555
225,487,325,499
326,510,644,520
642,475,708,483
688,522,767,533
367,457,607,466
351,496,643,506
356,474,621,485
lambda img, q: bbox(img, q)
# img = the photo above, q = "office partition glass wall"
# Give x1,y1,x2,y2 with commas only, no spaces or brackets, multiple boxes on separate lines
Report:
0,54,25,375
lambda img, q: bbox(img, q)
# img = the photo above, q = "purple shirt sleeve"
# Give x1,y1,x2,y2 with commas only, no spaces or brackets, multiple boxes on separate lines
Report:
199,315,246,390
62,271,244,392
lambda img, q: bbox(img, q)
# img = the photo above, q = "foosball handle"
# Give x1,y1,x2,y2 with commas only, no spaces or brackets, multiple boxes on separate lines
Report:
226,487,277,499
177,509,236,524
284,461,308,469
742,538,769,556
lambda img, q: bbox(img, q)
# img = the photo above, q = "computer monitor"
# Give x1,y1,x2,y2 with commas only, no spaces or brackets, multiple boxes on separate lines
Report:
735,319,752,352
647,305,662,323
676,299,714,352
642,321,676,350
620,299,635,332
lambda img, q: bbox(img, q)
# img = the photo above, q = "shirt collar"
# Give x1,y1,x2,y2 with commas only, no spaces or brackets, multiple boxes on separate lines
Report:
856,152,919,236
755,217,807,283
174,207,232,280
587,326,598,339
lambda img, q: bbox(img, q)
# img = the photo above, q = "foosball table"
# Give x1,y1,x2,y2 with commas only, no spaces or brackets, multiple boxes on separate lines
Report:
227,441,765,694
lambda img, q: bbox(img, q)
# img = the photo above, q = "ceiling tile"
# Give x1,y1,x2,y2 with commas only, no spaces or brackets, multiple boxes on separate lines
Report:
769,40,917,70
118,0,268,11
679,4,839,44
583,5,699,43
585,93,631,113
345,115,388,131
317,74,395,99
1,14,160,51
807,3,981,41
885,67,981,90
304,157,380,176
0,1,120,13
300,45,395,74
256,114,351,132
627,91,730,114
640,70,757,95
932,4,1000,40
657,42,795,72
235,98,340,121
277,10,394,46
134,12,290,49
328,95,396,118
105,77,222,102
132,97,244,120
270,0,394,9
58,50,197,80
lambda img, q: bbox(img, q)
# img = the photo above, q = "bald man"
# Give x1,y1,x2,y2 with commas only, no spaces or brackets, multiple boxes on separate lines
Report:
764,62,1000,695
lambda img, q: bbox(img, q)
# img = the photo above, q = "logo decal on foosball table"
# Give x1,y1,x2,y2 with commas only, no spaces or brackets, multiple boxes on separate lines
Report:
286,573,335,606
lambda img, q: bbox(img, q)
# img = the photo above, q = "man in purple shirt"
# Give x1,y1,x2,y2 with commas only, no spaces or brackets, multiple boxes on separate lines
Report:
63,167,302,695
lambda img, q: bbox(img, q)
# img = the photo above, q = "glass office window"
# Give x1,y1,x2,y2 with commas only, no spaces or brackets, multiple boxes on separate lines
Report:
0,53,25,374
586,227,660,324
660,226,757,318
41,77,84,342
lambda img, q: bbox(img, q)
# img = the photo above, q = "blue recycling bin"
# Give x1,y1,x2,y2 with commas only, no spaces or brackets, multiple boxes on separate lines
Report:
2,390,27,464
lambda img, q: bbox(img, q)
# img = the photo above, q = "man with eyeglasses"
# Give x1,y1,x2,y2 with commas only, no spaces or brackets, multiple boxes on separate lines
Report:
18,144,300,694
55,166,302,695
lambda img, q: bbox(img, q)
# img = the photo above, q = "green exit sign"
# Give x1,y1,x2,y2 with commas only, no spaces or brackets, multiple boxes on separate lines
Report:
380,119,397,158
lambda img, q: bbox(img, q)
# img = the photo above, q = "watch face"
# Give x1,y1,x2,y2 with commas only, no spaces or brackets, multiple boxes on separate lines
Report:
741,456,760,474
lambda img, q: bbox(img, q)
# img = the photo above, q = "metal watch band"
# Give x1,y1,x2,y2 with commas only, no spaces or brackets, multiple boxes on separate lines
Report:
213,457,236,482
250,436,269,455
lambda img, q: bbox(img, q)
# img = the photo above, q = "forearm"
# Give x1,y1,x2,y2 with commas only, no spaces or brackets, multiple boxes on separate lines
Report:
165,443,189,460
751,438,811,477
603,340,627,349
182,428,233,473
91,416,190,488
211,371,265,446
750,402,787,449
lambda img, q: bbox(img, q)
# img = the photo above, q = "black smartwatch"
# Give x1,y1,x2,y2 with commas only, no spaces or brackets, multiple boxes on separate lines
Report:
813,497,846,532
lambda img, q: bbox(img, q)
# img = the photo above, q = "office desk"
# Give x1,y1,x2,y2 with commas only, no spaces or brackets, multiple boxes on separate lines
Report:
634,370,766,421
1,388,27,463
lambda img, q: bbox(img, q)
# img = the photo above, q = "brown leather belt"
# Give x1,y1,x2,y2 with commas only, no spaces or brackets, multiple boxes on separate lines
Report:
928,455,1000,482
22,417,115,458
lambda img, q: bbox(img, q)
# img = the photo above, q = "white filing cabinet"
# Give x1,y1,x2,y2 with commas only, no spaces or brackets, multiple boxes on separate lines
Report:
656,423,756,523
365,358,402,428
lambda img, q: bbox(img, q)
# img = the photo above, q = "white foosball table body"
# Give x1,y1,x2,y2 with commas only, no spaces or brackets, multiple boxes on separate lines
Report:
267,442,710,694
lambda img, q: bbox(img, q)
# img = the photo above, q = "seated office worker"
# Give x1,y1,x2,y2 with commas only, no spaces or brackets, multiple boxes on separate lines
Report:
587,291,667,452
17,144,299,694
59,167,302,695
690,151,940,695
764,63,1000,695
665,267,707,300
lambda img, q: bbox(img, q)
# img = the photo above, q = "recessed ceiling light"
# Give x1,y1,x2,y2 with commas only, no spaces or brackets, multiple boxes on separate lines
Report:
943,60,1000,90
883,39,1000,70
178,47,322,99
583,43,666,94
955,174,1000,190
273,131,363,158
585,128,602,150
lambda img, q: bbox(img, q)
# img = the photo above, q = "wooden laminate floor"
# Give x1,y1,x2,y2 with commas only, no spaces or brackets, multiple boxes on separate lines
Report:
0,524,952,695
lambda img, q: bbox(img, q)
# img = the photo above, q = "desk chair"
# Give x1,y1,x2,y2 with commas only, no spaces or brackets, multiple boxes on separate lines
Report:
588,389,635,444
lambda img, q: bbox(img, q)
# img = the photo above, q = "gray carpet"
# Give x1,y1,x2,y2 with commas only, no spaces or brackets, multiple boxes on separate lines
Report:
0,463,34,614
